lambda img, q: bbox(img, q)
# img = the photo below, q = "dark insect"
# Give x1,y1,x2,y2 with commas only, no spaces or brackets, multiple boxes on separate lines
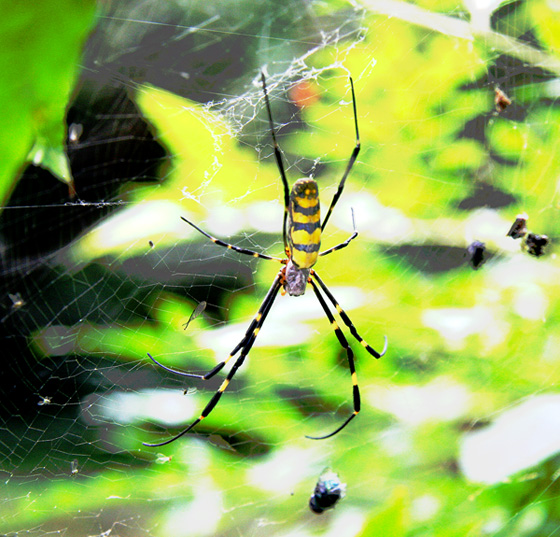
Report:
183,301,207,330
143,73,387,447
524,233,549,257
494,87,511,112
467,240,486,270
309,468,346,514
506,213,528,239
506,213,549,257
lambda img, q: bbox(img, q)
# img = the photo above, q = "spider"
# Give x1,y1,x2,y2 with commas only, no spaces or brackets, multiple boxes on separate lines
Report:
144,73,387,447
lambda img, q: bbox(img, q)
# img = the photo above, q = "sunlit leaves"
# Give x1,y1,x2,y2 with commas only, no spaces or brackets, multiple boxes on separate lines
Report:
529,0,560,57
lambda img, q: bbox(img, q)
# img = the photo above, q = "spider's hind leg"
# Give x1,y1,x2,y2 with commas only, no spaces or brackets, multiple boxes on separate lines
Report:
312,270,387,358
305,277,360,440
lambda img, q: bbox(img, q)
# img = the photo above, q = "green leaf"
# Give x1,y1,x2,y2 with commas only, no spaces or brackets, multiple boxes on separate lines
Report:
28,136,74,193
357,487,408,537
0,0,97,206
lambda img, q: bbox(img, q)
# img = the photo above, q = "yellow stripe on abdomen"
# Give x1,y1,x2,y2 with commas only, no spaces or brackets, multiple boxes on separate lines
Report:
288,178,321,269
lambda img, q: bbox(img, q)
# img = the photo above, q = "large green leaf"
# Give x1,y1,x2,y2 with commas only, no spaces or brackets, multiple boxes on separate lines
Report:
0,0,97,206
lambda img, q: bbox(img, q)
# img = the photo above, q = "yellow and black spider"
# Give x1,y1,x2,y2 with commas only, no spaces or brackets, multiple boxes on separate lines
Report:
144,73,387,447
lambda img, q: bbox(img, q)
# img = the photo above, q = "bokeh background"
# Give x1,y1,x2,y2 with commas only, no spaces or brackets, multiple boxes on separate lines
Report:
2,1,560,535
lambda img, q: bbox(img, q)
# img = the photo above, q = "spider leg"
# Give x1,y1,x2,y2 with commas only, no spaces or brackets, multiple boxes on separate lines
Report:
181,216,284,262
143,273,282,447
147,352,222,379
319,208,358,258
306,277,360,440
261,72,290,257
312,270,387,358
147,280,284,381
321,77,360,232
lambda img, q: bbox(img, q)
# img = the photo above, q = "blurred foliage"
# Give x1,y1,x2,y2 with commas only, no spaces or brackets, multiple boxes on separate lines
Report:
0,0,97,206
3,1,560,537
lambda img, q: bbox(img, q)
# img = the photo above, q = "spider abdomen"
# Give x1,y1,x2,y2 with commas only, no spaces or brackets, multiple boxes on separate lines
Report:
288,178,321,269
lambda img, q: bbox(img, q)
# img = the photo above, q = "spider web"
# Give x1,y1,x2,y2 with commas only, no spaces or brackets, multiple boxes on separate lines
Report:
3,1,560,536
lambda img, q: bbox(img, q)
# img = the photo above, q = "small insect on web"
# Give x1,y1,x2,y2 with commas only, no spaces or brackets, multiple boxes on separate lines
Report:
143,73,387,447
467,240,486,270
506,212,550,257
309,468,346,514
494,86,511,113
183,301,207,330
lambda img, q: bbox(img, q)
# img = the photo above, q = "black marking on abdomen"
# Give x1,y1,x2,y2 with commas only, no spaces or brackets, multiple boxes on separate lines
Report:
293,204,320,216
291,221,321,234
292,242,321,253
